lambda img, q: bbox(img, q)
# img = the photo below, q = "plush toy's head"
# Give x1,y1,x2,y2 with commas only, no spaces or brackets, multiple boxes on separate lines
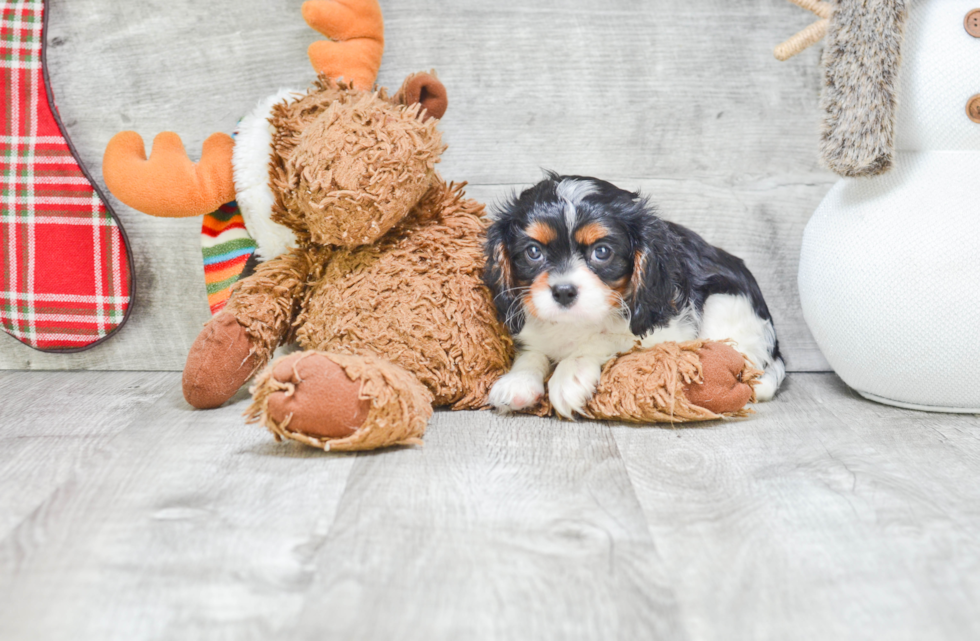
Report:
268,73,448,248
101,0,450,229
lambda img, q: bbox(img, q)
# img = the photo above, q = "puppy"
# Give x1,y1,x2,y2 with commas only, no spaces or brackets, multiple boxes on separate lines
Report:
484,173,785,418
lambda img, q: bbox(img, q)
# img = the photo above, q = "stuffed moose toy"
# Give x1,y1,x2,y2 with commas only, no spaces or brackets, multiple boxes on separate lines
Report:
101,0,760,451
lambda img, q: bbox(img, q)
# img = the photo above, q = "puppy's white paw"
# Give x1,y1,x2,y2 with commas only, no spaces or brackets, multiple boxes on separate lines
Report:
548,357,602,419
488,371,545,413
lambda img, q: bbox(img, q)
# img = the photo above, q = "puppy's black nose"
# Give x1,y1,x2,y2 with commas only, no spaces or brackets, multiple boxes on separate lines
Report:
551,284,578,307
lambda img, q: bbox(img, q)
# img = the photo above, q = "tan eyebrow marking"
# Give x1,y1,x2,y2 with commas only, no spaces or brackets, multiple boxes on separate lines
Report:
574,222,609,246
526,221,557,244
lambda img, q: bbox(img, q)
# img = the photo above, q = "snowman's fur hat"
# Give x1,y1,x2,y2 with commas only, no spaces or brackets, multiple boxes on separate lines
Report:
820,0,908,177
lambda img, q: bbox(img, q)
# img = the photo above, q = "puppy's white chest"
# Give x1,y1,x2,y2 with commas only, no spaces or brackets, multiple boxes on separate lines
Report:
517,316,637,363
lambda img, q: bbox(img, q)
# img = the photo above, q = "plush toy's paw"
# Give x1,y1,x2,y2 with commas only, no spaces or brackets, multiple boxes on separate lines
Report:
247,351,434,452
488,371,545,413
684,342,755,414
183,312,258,409
263,352,370,439
548,357,602,419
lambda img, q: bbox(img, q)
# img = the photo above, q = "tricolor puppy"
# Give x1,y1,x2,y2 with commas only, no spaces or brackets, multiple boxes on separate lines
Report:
484,173,785,418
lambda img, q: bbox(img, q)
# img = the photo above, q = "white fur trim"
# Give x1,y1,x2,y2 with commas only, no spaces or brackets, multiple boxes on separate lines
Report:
232,89,302,262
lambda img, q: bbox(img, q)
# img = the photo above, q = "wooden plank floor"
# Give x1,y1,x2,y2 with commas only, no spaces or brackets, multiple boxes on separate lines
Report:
2,372,979,640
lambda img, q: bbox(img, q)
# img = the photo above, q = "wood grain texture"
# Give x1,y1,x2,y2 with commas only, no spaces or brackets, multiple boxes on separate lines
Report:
0,0,833,370
0,374,358,640
288,409,682,640
0,371,172,543
2,372,980,639
613,376,980,641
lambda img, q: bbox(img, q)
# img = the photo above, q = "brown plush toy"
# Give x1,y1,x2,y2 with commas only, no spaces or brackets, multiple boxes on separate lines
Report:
102,0,759,451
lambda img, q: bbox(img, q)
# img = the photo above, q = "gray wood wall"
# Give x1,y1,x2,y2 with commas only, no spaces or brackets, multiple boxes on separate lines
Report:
0,0,835,371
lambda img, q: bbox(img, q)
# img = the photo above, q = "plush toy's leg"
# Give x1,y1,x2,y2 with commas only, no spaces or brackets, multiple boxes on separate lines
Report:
247,351,434,451
584,340,760,423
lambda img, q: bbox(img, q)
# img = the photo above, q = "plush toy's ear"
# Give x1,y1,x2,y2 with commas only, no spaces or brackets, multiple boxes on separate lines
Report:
395,72,448,121
484,222,523,335
625,219,682,337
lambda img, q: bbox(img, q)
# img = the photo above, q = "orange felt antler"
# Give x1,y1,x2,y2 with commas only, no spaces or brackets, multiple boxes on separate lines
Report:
774,0,834,61
102,131,236,218
302,0,384,90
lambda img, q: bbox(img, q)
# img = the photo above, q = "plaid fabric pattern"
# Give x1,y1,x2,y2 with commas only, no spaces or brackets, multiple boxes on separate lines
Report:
1,0,132,351
201,201,255,314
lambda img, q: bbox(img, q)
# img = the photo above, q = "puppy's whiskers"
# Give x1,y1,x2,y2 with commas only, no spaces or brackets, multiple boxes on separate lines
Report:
504,294,529,328
493,285,529,305
494,285,530,329
612,292,632,325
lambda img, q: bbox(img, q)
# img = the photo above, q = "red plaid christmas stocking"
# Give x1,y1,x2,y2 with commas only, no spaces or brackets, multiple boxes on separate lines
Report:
1,0,133,352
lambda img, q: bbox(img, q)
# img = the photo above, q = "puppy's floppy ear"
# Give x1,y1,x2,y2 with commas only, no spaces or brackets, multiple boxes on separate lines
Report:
625,218,681,337
484,222,524,335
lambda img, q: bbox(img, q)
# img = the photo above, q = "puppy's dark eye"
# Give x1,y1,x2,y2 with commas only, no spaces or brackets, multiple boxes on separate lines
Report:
591,244,612,262
525,245,543,262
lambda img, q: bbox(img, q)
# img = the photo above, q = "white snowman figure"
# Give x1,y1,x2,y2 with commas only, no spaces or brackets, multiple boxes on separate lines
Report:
777,0,980,412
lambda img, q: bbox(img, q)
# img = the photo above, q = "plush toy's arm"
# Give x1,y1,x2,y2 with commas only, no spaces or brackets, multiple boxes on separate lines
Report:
819,0,906,177
775,0,906,177
183,248,321,409
538,340,760,422
302,0,384,90
226,247,322,361
103,131,236,218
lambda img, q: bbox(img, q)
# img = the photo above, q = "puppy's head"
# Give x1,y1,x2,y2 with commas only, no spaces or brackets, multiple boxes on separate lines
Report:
485,173,680,336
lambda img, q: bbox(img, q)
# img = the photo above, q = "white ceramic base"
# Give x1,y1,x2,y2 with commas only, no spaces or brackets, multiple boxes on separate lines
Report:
858,391,980,415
